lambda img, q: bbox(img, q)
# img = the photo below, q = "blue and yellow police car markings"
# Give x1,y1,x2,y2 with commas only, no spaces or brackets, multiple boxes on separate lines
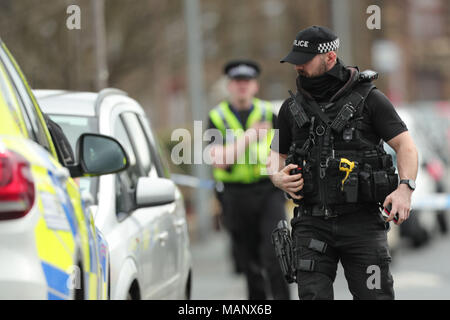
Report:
34,160,101,300
25,144,79,299
41,261,71,300
96,232,109,299
64,176,99,299
34,217,74,299
20,142,78,300
0,41,106,299
0,140,74,300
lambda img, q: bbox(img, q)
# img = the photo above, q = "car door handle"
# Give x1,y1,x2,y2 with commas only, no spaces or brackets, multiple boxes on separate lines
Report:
157,231,169,244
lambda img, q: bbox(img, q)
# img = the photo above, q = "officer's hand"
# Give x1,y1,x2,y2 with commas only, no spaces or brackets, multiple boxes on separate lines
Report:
383,185,413,225
272,164,304,200
248,121,271,142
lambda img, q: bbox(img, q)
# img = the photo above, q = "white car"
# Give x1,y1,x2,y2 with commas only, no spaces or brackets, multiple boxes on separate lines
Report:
35,88,192,300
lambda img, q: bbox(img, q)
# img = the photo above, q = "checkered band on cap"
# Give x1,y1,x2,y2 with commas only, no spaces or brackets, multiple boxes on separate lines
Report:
317,38,340,53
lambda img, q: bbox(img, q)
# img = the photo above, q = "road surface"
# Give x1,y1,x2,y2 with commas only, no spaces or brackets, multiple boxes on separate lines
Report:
190,225,450,300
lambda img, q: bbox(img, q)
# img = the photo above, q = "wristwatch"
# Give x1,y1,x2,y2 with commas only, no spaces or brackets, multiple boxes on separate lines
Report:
399,179,416,191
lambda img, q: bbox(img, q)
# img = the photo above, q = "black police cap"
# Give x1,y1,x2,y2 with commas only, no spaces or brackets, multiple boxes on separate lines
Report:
281,25,339,65
224,60,261,79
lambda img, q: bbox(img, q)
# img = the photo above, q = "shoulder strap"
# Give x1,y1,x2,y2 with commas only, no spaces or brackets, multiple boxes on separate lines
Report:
296,92,332,126
351,82,376,117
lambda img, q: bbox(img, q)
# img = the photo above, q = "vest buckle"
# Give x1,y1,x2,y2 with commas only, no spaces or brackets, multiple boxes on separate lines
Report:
316,125,326,136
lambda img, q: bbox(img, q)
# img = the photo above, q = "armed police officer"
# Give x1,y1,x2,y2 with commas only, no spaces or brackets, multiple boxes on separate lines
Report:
207,60,290,300
268,26,418,300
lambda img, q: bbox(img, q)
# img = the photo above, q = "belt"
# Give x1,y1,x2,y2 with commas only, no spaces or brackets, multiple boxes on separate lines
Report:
295,203,374,219
296,205,338,219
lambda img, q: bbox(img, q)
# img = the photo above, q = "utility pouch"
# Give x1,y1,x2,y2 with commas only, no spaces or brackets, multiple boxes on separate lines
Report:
271,220,296,283
362,156,380,170
343,171,359,203
372,170,389,202
379,154,394,169
302,164,316,194
387,172,399,194
359,170,374,202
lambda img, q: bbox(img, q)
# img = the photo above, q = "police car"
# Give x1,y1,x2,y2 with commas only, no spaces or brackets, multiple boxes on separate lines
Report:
0,40,129,299
35,88,192,300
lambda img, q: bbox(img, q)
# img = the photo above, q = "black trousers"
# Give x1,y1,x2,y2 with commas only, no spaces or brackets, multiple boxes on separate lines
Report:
221,180,291,300
291,206,395,300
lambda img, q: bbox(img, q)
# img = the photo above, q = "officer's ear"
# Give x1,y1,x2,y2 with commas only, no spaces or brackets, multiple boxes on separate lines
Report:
325,51,337,66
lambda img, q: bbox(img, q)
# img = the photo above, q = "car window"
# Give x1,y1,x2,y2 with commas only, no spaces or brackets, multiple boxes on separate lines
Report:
121,112,156,177
49,114,99,203
0,59,34,139
49,115,98,151
0,47,51,151
138,115,170,178
113,117,141,216
114,116,141,186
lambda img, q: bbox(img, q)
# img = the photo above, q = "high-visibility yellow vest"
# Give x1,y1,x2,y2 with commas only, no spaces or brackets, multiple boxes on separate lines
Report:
209,98,274,184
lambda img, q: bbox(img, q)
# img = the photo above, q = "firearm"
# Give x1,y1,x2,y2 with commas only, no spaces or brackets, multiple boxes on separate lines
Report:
271,220,296,283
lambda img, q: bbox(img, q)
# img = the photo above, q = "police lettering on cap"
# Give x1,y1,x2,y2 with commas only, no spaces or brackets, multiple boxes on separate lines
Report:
281,25,340,65
224,60,261,79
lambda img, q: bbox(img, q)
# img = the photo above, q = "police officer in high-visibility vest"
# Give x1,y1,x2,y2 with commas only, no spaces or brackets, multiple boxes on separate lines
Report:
207,60,290,300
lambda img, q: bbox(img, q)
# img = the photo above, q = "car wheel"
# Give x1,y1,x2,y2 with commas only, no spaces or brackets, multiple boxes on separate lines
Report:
127,280,140,300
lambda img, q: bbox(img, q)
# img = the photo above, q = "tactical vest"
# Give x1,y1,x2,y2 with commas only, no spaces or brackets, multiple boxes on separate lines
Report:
209,98,274,184
287,70,398,210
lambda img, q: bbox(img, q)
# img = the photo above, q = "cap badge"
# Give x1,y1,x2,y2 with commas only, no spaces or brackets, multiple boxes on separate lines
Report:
293,40,309,48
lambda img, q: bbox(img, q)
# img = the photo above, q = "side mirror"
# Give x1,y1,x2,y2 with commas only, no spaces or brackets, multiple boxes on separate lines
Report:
136,177,176,208
69,133,129,177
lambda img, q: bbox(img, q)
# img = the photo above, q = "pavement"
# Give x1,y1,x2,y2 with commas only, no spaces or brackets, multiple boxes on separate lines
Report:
190,225,450,300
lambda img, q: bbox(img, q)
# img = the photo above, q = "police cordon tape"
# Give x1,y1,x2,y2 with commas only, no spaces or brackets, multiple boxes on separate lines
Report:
411,194,450,210
171,174,450,210
171,174,216,190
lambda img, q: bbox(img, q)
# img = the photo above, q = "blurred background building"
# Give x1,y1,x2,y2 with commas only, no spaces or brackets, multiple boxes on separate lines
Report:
1,0,449,130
